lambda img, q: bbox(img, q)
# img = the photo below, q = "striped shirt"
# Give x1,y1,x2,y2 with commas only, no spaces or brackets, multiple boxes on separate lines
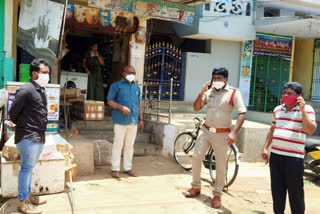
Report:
270,104,316,159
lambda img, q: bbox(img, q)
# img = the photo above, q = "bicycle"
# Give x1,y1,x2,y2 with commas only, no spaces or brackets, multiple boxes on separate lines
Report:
174,117,240,188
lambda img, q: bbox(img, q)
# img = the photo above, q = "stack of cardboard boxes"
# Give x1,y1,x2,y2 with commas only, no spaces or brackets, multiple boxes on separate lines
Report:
72,101,105,121
84,101,105,121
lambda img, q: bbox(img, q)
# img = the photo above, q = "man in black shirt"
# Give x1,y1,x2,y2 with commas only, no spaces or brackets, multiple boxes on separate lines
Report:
9,59,50,214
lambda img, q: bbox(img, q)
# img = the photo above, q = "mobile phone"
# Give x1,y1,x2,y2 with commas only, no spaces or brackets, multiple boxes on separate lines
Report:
208,80,213,89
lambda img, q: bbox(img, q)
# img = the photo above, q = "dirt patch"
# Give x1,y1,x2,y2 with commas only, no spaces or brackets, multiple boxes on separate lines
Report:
3,156,320,214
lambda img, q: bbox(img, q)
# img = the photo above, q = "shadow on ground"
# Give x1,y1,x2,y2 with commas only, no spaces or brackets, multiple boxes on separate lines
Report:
77,156,188,182
304,171,320,187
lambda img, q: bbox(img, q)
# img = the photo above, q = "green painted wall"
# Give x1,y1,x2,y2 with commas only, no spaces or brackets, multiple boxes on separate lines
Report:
0,0,4,51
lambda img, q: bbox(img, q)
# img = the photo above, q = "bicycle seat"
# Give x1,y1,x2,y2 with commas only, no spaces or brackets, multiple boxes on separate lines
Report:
305,138,320,149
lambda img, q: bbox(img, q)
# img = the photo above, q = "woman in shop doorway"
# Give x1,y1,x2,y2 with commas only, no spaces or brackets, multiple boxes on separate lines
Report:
83,42,104,101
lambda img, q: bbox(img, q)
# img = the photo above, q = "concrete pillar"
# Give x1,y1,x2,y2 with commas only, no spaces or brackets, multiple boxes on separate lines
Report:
129,17,148,85
4,0,18,80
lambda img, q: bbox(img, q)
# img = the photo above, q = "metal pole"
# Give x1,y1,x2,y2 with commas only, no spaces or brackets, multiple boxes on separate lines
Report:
157,85,161,122
69,170,75,214
169,78,173,124
310,40,317,100
264,56,271,112
144,84,147,116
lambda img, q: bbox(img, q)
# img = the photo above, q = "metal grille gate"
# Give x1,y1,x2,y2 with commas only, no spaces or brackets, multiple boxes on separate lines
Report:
249,55,290,112
311,39,320,100
143,42,184,101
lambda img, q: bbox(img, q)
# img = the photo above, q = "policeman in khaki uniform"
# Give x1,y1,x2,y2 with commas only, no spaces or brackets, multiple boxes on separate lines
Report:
184,68,246,209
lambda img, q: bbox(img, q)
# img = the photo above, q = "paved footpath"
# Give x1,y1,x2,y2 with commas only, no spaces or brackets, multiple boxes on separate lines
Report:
3,156,320,214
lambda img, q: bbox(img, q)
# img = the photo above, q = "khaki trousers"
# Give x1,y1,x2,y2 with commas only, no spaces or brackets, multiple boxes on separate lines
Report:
191,127,229,196
111,124,138,171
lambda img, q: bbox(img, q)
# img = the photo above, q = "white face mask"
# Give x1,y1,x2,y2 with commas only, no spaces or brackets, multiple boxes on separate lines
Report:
211,81,225,90
126,74,136,83
34,73,50,87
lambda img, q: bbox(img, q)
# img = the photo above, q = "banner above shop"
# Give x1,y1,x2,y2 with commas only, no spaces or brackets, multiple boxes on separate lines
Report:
66,2,137,34
88,0,195,25
253,34,293,60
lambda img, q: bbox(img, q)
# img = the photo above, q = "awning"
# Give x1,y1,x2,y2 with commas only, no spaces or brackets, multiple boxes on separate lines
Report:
255,17,320,39
72,0,211,25
167,0,210,6
73,0,210,6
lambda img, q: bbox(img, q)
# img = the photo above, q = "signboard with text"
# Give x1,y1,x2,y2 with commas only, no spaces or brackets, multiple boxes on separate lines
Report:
253,34,293,60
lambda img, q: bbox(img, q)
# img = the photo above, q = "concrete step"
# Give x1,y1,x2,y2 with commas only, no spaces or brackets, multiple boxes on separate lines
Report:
171,101,207,114
79,130,153,145
74,117,114,131
92,139,162,166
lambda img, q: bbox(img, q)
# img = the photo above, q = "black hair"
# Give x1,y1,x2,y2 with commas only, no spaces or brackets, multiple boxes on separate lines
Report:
212,68,229,78
90,41,98,47
283,82,302,95
30,59,49,76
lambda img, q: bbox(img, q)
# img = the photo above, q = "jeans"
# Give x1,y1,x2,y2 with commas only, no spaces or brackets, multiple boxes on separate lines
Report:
16,138,44,201
112,124,137,171
269,153,305,214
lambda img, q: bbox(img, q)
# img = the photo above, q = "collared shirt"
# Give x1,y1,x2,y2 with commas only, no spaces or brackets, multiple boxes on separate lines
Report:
107,78,141,125
201,84,246,128
9,80,48,144
271,104,316,159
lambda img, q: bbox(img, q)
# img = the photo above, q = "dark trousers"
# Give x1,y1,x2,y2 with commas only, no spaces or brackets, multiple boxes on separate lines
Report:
269,153,305,214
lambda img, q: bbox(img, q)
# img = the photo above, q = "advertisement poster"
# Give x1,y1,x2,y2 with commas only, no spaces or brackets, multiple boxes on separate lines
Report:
253,34,293,60
88,0,136,13
239,40,253,107
88,0,195,25
66,2,74,19
17,0,65,68
6,86,60,122
46,87,60,121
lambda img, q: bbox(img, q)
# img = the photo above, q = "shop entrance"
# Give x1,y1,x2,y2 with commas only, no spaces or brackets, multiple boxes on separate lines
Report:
61,31,130,103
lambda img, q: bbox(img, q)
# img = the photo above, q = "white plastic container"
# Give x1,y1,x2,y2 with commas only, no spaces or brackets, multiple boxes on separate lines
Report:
1,153,65,198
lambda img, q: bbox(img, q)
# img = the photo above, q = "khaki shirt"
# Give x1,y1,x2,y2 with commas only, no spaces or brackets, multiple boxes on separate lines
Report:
202,85,246,128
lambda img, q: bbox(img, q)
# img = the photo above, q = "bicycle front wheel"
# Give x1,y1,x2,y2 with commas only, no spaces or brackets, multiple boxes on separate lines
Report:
209,144,240,188
174,132,196,171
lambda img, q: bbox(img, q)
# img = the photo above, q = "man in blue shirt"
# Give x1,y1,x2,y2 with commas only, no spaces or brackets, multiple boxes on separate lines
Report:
107,65,144,178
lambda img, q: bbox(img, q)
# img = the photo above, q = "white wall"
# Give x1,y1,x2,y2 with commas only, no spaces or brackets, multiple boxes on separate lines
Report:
184,40,241,102
199,0,255,41
174,1,255,41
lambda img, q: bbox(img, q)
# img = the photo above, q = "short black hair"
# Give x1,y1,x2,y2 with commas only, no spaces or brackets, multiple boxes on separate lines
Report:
30,59,49,76
212,68,228,78
90,41,98,47
284,82,302,95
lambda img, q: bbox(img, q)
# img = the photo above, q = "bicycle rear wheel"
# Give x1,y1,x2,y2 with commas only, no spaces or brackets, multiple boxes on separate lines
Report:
209,144,240,188
174,132,196,171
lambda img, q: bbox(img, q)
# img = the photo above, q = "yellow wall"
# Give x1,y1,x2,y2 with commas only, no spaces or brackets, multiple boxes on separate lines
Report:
292,39,314,99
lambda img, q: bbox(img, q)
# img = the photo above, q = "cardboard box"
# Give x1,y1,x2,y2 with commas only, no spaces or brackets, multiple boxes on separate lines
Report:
84,101,105,121
60,88,81,98
60,71,88,99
